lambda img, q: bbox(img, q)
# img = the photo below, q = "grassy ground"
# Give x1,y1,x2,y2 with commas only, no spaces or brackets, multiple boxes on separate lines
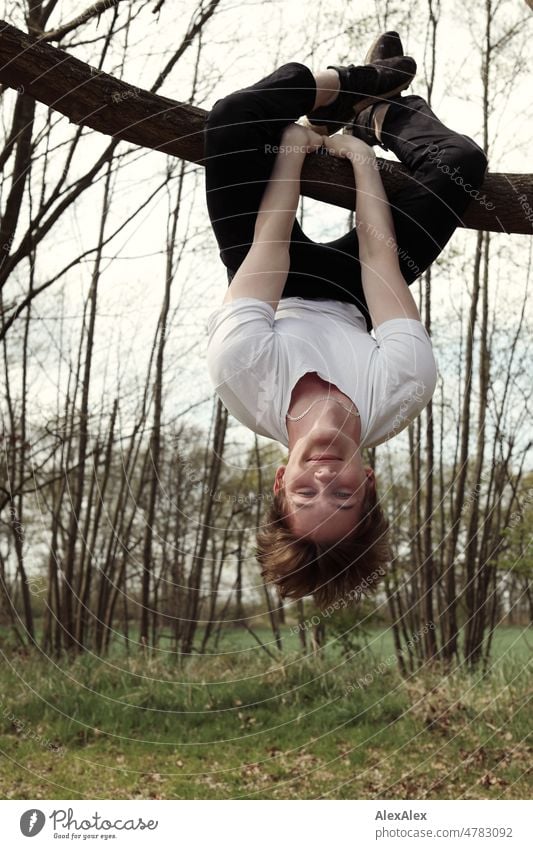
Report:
0,625,531,799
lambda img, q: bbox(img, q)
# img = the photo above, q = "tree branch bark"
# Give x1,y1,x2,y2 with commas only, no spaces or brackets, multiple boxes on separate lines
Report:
0,19,531,233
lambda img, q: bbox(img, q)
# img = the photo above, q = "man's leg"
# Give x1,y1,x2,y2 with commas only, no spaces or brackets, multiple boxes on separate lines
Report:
314,95,488,328
376,94,488,282
205,72,488,320
204,62,340,279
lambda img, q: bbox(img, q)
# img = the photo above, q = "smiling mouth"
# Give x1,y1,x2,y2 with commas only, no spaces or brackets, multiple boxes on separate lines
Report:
307,454,342,462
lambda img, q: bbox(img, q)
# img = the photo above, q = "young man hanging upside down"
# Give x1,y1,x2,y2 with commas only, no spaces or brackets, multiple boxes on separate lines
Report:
202,32,488,607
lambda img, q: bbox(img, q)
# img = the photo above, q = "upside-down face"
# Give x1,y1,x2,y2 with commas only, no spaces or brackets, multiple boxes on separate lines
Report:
273,427,375,543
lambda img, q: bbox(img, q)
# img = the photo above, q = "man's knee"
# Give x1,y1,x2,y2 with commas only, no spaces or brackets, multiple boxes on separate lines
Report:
205,91,252,131
204,93,258,154
448,138,488,188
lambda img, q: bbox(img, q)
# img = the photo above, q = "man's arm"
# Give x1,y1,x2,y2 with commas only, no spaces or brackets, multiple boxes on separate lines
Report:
222,124,324,312
325,135,421,327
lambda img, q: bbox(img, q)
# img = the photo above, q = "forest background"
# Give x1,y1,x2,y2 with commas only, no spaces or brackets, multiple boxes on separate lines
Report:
0,0,531,800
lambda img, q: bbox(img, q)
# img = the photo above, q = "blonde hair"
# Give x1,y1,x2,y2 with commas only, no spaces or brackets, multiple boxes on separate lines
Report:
256,483,391,608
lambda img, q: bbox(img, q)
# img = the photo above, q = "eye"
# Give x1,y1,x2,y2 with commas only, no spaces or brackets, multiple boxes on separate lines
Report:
334,491,352,499
296,489,315,497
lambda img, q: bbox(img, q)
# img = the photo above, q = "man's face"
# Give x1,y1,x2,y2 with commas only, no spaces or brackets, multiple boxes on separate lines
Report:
273,427,374,543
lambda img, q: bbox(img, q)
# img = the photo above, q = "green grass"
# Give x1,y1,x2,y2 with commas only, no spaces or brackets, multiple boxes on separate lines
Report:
0,626,530,799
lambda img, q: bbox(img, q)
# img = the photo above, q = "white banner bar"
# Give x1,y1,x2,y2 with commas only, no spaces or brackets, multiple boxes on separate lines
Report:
3,799,531,848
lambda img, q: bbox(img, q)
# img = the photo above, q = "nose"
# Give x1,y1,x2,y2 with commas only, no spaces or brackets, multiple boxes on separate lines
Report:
314,467,337,482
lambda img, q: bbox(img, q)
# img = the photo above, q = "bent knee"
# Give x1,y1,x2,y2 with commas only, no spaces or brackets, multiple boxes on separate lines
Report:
205,91,252,131
204,94,259,154
451,139,488,187
206,94,232,127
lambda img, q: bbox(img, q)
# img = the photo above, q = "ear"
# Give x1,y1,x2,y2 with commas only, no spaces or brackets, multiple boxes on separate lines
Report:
364,466,376,495
273,465,286,494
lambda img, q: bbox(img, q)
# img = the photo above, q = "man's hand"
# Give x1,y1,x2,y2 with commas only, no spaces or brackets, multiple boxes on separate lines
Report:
280,123,327,153
322,134,377,169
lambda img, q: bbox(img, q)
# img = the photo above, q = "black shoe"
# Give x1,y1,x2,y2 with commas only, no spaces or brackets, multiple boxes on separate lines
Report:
306,55,416,135
342,102,382,146
341,32,407,146
343,94,404,149
364,30,404,63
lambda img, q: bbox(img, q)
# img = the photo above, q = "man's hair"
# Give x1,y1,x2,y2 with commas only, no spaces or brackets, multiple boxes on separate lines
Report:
256,482,391,608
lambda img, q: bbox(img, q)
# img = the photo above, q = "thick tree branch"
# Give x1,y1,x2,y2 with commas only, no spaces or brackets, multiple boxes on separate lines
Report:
0,19,531,234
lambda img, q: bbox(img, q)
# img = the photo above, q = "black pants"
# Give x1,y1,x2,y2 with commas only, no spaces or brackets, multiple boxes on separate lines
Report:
203,62,488,329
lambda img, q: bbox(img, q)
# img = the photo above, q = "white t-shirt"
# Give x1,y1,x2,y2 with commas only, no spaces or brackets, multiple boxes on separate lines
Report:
206,296,437,449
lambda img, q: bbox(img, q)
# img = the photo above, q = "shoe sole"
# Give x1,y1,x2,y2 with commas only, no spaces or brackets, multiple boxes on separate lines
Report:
351,78,412,116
